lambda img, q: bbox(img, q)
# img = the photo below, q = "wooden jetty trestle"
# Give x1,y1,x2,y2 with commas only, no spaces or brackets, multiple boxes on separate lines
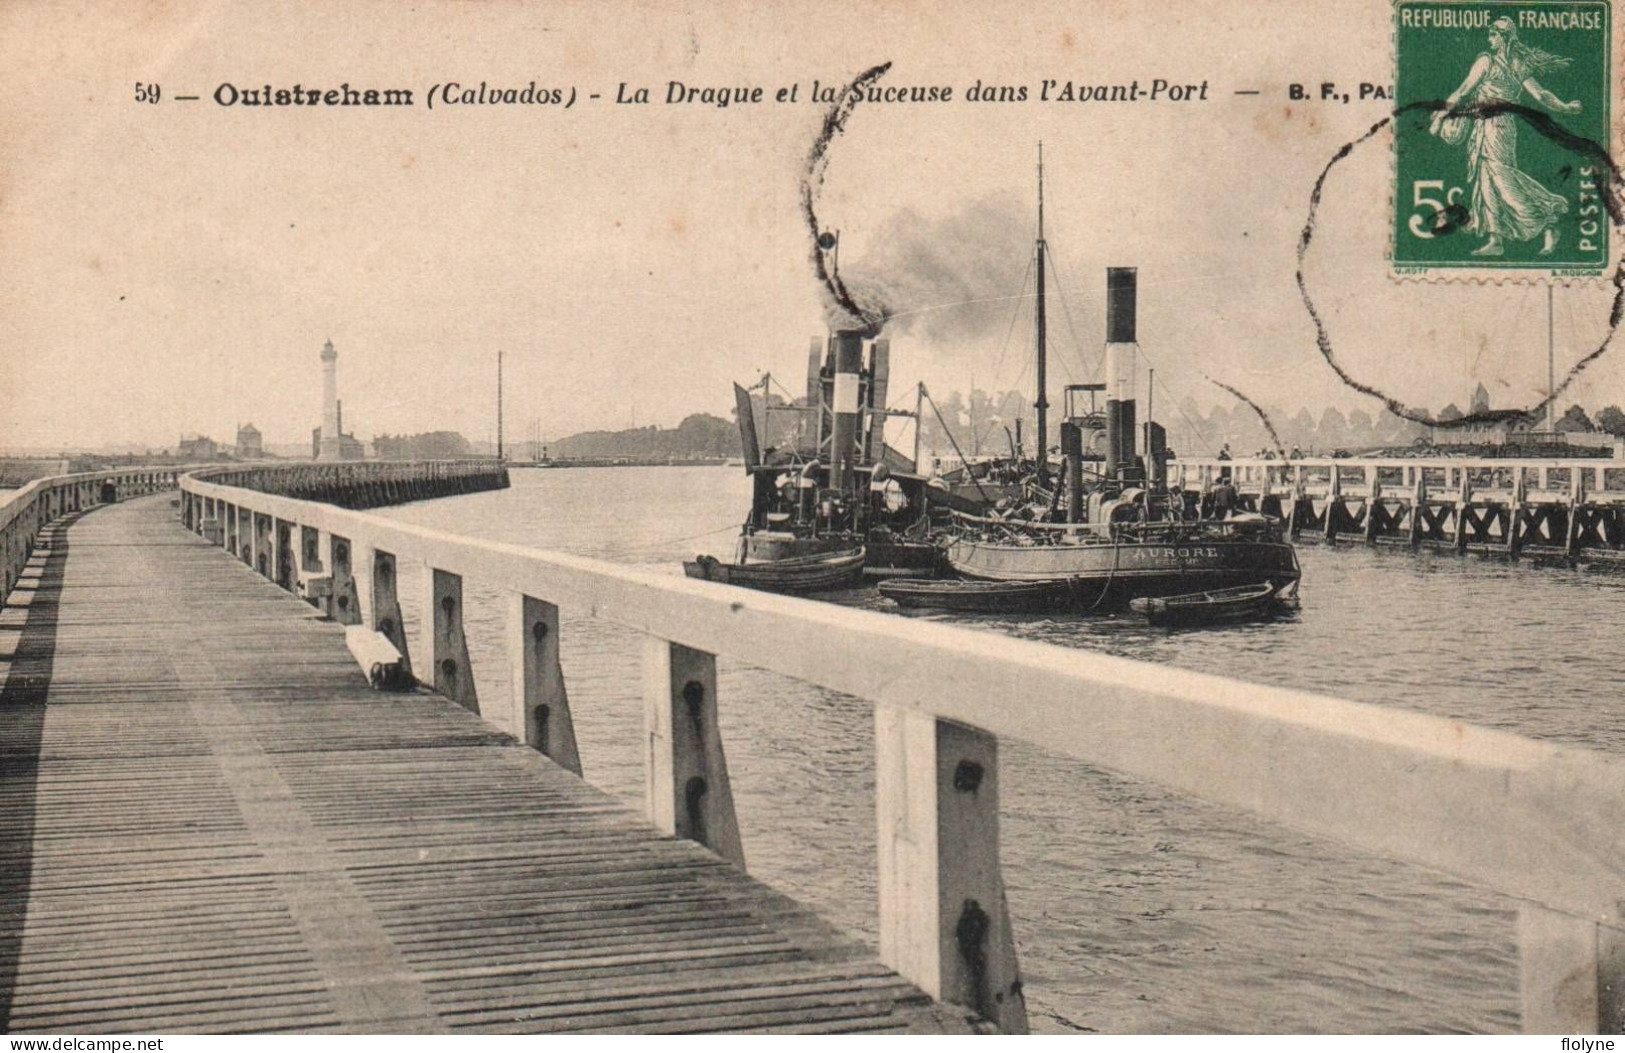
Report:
0,493,977,1034
207,461,511,512
1178,456,1625,560
9,461,1625,1034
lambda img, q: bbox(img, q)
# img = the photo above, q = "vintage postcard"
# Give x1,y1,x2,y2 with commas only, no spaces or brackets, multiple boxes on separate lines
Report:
3,0,1625,1041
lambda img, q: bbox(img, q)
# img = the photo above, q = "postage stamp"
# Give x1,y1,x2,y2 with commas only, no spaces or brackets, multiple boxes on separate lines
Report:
1393,0,1614,280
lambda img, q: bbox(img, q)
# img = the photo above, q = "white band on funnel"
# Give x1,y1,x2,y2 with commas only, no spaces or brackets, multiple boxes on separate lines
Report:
834,373,860,415
1105,342,1138,403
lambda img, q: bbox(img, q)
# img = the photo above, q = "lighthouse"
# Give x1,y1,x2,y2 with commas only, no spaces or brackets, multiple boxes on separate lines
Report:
318,339,341,462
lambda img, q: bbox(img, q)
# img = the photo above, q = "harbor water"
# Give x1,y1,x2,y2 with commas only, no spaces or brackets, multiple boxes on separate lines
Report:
375,465,1625,1034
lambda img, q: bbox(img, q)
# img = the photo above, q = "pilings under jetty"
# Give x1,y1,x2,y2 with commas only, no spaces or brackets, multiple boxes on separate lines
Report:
1176,456,1625,564
198,460,510,510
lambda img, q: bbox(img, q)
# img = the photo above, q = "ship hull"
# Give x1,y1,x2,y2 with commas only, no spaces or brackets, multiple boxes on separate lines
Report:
684,549,866,593
945,535,1300,609
744,531,940,578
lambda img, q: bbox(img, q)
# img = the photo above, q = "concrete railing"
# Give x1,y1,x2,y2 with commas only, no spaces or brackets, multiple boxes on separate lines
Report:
180,469,1625,1034
0,467,181,597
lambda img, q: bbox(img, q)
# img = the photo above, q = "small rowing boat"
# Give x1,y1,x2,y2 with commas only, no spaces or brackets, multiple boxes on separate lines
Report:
1128,582,1282,628
683,548,866,594
877,577,1081,613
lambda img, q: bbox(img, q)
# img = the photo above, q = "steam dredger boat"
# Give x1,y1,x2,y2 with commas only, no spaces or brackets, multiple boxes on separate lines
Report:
721,327,981,579
711,147,1297,613
944,517,1299,607
934,263,1299,611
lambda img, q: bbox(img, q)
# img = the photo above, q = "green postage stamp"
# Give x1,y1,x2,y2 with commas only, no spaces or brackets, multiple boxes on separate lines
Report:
1393,0,1614,279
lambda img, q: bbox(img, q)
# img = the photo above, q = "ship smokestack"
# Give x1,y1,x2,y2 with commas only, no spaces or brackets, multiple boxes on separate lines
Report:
1061,420,1084,522
1104,269,1138,481
830,329,865,493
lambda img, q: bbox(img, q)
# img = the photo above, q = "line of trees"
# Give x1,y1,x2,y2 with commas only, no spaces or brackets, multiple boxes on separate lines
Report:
732,382,1625,462
909,390,1625,458
372,431,473,460
547,413,737,460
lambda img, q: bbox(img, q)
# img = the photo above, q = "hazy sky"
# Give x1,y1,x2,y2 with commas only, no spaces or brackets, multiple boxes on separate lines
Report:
2,0,1618,451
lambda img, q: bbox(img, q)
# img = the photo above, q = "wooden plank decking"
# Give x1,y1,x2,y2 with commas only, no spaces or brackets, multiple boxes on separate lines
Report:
0,494,972,1035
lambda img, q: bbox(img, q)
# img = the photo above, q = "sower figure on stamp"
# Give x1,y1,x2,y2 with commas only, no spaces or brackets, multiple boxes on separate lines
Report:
1429,17,1582,257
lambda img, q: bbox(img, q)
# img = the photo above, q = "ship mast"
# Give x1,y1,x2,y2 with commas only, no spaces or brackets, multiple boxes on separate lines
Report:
1547,285,1556,432
1034,142,1049,484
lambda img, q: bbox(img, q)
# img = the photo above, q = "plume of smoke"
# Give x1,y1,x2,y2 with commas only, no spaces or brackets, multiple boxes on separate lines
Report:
801,62,893,334
840,191,1035,345
1207,375,1287,455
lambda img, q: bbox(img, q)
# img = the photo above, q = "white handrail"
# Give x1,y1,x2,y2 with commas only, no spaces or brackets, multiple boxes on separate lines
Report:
179,468,1625,1032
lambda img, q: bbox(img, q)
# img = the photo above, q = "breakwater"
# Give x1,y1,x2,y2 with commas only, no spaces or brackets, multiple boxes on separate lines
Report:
200,460,510,509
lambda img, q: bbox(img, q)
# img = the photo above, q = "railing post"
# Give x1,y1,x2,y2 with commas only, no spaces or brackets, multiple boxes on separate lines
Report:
1455,471,1473,554
1519,906,1625,1032
202,501,223,545
642,639,743,866
300,525,322,573
1409,473,1426,549
1,523,12,600
295,524,330,609
275,520,295,590
1566,472,1587,561
425,566,478,713
254,513,274,578
328,535,362,625
508,593,581,775
876,707,1027,1033
1508,471,1527,559
370,550,413,679
1364,475,1382,545
1325,467,1342,543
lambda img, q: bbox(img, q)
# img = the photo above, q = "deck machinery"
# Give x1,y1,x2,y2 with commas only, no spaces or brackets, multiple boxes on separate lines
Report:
731,329,949,575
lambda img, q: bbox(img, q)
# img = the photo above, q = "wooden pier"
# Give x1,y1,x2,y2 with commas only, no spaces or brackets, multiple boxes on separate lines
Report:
1176,455,1625,561
6,462,1625,1034
0,495,971,1034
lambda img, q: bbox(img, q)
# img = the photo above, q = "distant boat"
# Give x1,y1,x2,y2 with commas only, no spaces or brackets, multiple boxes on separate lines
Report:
683,548,866,594
1129,581,1283,628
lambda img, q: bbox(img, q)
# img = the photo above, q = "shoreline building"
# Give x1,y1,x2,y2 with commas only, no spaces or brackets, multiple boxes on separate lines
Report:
235,422,263,460
177,434,220,461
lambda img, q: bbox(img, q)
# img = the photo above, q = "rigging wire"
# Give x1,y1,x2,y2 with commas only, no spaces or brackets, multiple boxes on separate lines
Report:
1032,241,1078,386
619,519,749,553
990,255,1036,383
1117,330,1216,453
764,373,802,404
921,385,992,505
1042,240,1093,384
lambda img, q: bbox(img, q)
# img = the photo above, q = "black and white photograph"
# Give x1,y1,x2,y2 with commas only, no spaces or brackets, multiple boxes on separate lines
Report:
2,0,1624,1039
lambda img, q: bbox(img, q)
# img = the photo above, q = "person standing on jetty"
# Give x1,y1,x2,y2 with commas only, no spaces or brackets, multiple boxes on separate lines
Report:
1428,16,1583,257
